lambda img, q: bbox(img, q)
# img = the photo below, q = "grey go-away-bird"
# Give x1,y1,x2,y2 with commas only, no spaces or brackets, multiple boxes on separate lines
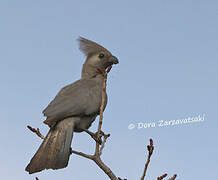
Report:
25,37,119,174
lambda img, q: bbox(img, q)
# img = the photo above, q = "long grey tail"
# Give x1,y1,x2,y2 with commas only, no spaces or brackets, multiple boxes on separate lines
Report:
25,118,74,174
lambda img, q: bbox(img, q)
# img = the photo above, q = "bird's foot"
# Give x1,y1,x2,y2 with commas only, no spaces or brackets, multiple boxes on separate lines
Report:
92,131,104,145
83,129,104,145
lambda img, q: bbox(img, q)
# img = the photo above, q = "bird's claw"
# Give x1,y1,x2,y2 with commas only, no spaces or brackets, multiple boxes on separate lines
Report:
92,131,103,145
83,128,104,145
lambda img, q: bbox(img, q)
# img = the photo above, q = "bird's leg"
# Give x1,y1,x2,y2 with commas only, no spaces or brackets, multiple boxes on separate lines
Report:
82,128,103,145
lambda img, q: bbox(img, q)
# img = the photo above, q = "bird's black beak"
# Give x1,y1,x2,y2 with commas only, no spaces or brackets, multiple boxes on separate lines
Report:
109,56,119,64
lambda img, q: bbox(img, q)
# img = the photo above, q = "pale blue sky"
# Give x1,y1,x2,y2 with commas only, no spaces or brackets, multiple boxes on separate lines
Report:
1,0,218,180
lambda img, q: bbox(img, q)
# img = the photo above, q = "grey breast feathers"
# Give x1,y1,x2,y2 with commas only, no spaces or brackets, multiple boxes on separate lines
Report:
43,79,103,122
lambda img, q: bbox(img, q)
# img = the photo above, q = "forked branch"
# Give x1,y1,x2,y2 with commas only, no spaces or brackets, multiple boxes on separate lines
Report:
27,125,44,139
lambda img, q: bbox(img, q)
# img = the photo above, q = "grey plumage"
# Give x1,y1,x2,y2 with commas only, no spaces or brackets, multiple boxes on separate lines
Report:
78,36,112,57
26,118,75,173
25,37,119,174
43,78,105,127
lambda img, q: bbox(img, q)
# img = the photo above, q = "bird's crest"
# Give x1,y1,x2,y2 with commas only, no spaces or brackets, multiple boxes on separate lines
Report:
78,37,112,57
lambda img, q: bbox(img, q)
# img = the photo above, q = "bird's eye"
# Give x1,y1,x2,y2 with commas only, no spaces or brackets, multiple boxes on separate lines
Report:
98,53,104,59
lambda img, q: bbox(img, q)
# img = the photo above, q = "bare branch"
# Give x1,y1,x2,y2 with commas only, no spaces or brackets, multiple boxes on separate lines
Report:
157,173,168,180
99,133,110,156
93,156,118,180
27,125,45,139
140,138,154,180
70,148,118,180
70,148,94,160
95,71,108,155
168,174,177,180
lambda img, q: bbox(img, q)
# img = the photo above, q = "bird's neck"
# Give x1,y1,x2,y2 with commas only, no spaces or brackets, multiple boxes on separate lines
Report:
81,63,104,80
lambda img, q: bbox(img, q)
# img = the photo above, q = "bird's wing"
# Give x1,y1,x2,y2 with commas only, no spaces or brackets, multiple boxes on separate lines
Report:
43,79,102,120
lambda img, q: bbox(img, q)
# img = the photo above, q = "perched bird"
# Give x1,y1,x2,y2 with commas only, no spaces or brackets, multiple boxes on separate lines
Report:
25,37,119,174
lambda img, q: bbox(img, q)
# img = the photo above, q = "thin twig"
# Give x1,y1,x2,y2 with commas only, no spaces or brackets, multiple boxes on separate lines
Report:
70,148,94,159
168,174,177,180
157,173,168,180
157,173,177,180
140,138,154,180
99,133,110,156
27,125,45,139
95,71,108,155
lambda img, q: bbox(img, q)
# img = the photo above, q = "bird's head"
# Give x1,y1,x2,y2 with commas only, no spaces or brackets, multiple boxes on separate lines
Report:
78,37,119,78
